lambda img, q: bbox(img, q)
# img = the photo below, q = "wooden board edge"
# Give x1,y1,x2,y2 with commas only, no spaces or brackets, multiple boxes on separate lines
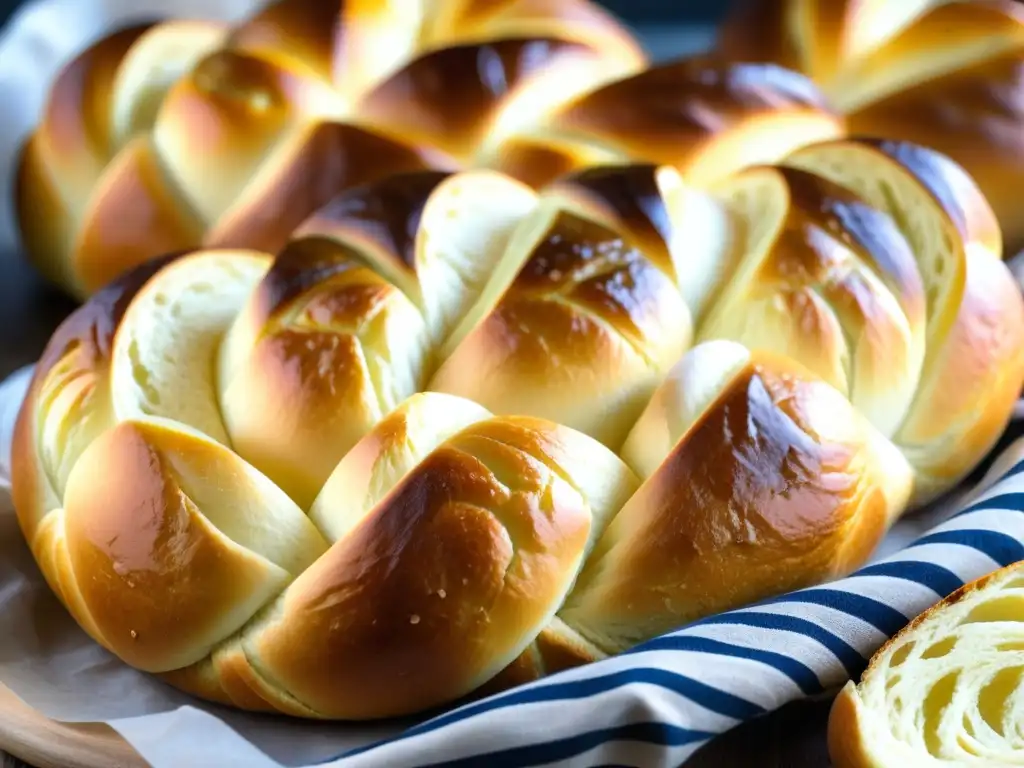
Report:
0,683,148,768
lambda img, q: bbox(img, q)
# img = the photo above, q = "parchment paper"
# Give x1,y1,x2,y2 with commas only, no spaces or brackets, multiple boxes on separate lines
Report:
0,2,1017,766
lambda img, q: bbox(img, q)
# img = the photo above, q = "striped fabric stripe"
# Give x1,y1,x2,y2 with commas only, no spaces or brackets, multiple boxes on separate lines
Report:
277,453,1024,768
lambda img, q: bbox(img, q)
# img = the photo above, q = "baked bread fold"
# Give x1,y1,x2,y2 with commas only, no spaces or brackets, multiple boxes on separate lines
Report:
720,0,1024,251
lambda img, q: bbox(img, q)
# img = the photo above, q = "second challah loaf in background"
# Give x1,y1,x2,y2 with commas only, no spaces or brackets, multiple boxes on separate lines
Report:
16,0,848,298
13,134,1024,719
719,0,1024,252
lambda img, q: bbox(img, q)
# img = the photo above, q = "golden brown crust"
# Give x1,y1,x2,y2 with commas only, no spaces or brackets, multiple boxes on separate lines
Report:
356,38,600,163
429,209,692,449
292,170,453,280
204,123,456,255
846,53,1024,250
295,167,541,348
219,236,430,509
560,347,906,652
152,49,342,225
701,162,926,438
717,0,801,73
827,1,1024,113
827,682,881,768
73,137,204,295
32,22,158,195
546,56,844,184
62,420,292,673
479,135,623,190
864,138,1003,259
220,417,602,719
17,0,647,297
895,246,1024,501
544,164,677,280
14,22,161,296
783,136,1024,503
14,134,83,295
225,0,343,84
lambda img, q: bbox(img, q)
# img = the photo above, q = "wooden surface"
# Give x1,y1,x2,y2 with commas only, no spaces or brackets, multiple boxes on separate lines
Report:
0,247,838,767
0,683,145,768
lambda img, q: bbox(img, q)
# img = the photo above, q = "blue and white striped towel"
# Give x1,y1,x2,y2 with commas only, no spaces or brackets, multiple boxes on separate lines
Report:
99,433,1024,767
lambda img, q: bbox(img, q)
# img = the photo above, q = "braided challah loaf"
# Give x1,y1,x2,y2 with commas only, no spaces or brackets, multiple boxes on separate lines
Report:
15,0,851,299
829,561,1024,767
719,0,1024,251
13,137,1024,719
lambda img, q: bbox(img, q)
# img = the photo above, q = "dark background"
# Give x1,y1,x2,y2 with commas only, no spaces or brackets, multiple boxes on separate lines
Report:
0,0,731,29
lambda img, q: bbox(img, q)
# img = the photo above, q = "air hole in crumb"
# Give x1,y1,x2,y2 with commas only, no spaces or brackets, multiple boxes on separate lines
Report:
978,667,1021,737
921,637,957,660
890,642,915,668
963,596,1024,625
957,735,982,756
963,714,975,737
923,672,960,756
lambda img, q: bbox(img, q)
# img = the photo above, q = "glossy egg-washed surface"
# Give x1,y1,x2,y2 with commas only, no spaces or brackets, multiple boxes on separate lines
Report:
719,0,1024,251
13,135,1024,720
16,0,856,300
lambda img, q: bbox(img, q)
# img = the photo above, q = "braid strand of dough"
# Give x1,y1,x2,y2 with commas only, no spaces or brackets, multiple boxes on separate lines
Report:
719,0,1024,251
